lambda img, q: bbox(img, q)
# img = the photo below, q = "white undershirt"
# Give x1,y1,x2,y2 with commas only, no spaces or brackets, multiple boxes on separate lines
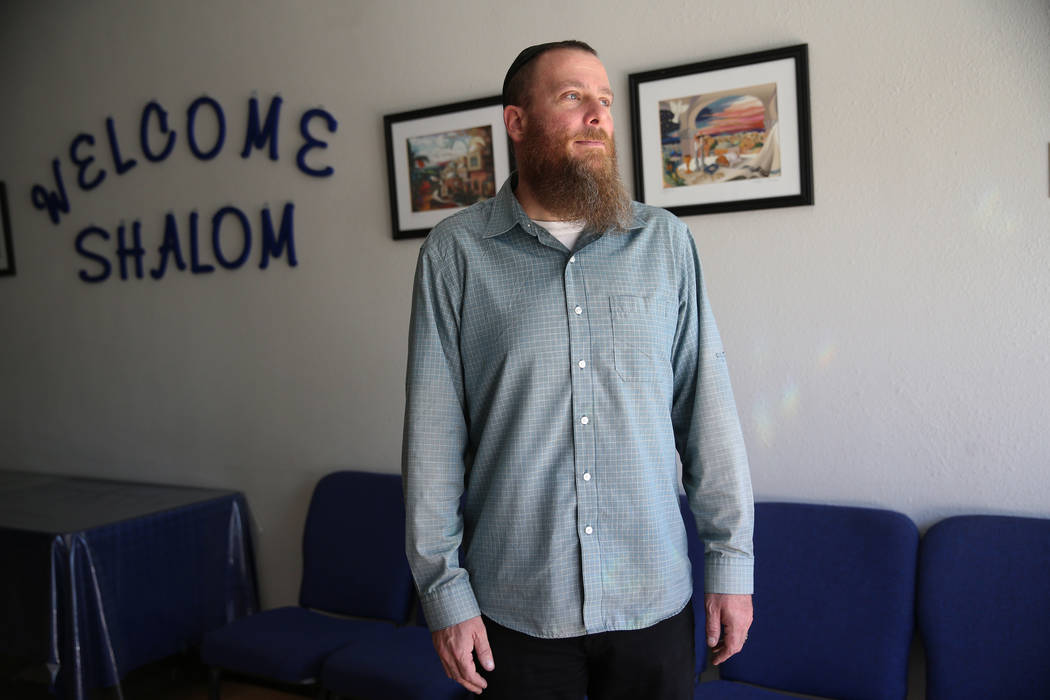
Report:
535,219,586,252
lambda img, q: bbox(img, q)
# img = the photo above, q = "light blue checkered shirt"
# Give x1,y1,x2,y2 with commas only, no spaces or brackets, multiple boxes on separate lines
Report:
403,176,753,638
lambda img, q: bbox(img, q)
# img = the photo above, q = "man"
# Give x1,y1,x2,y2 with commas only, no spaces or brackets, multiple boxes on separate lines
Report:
403,40,754,699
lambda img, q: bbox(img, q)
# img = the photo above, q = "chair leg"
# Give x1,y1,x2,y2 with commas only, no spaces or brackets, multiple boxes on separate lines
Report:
208,667,221,700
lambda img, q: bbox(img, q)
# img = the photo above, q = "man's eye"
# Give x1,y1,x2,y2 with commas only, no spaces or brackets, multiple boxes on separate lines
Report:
565,93,579,101
600,99,612,107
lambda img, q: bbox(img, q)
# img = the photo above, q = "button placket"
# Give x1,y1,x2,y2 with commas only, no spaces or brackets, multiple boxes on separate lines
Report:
569,259,590,463
564,250,601,628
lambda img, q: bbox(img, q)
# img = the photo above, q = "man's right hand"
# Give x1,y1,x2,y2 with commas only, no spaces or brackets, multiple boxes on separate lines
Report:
431,615,495,694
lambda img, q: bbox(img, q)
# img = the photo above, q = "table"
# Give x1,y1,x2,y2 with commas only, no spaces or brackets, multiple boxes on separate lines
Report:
0,471,259,699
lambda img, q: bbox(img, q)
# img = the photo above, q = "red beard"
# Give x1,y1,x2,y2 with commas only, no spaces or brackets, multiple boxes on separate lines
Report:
516,119,632,233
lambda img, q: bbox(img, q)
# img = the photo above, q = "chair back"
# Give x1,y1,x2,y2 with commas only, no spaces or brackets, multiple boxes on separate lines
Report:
918,514,1050,700
718,502,917,700
298,470,414,623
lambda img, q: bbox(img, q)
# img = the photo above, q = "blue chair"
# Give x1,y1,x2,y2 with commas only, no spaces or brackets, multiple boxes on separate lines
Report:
201,471,414,698
321,604,468,700
918,514,1050,700
695,502,918,700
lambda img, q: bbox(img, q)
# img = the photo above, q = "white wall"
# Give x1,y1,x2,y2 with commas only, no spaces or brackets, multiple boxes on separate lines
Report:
1,1,1048,693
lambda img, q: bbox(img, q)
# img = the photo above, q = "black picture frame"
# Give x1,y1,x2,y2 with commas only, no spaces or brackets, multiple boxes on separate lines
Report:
384,95,512,239
629,44,813,217
0,181,15,277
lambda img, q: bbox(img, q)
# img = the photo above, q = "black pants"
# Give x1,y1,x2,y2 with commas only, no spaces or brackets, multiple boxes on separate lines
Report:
478,601,695,700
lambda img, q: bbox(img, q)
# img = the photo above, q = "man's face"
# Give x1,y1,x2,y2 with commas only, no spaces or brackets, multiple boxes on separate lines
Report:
520,49,615,169
508,47,632,231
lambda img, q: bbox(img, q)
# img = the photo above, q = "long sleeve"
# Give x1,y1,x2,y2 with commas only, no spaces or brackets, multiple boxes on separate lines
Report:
402,242,481,630
670,228,754,594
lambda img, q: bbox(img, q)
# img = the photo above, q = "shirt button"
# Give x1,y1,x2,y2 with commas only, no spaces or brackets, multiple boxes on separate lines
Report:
583,472,591,481
577,360,586,369
584,526,593,535
580,416,589,425
574,306,583,315
569,256,576,264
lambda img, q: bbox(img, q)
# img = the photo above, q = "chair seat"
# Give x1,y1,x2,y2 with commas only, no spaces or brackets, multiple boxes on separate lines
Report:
695,680,800,698
322,624,468,700
201,606,397,683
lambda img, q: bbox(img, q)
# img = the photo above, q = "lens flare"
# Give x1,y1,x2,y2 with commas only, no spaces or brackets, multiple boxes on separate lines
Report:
751,339,837,446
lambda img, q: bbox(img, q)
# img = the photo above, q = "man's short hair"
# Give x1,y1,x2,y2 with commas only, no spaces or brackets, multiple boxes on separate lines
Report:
502,40,598,108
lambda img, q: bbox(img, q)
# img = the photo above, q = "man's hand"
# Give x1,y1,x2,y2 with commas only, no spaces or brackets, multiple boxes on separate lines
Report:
431,615,495,694
705,593,753,666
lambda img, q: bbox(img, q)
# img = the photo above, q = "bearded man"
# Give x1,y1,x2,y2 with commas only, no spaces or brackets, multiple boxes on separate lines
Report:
403,40,754,699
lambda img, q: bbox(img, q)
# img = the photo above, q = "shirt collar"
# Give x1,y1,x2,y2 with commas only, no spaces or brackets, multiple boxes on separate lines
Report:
483,173,529,238
483,173,647,239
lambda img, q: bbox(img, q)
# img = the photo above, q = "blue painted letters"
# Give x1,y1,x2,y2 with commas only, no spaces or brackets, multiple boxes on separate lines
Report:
141,101,177,163
242,96,282,161
105,117,138,175
70,134,106,190
186,96,226,161
74,203,296,282
31,159,71,224
34,94,325,282
297,108,337,177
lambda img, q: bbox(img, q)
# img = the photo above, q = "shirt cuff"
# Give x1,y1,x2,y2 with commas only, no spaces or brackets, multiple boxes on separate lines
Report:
420,577,482,631
704,555,755,595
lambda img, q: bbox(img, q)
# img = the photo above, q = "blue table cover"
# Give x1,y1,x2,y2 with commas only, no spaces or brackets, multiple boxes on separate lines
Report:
0,471,259,699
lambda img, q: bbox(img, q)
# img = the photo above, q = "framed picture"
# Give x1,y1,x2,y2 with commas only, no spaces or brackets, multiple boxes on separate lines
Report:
629,44,813,217
384,95,512,239
0,181,15,277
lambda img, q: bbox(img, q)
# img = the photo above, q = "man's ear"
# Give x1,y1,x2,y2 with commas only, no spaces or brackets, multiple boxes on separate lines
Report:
504,105,526,144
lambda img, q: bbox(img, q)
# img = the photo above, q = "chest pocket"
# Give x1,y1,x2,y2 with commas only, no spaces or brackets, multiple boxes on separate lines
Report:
610,294,676,382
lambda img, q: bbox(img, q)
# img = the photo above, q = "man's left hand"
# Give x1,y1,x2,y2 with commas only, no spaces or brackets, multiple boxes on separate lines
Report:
705,593,753,665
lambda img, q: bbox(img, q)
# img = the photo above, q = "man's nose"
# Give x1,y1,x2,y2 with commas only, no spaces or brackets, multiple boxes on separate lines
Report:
584,98,609,127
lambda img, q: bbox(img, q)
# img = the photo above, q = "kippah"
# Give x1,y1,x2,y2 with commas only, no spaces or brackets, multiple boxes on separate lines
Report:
502,43,555,107
502,40,596,107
